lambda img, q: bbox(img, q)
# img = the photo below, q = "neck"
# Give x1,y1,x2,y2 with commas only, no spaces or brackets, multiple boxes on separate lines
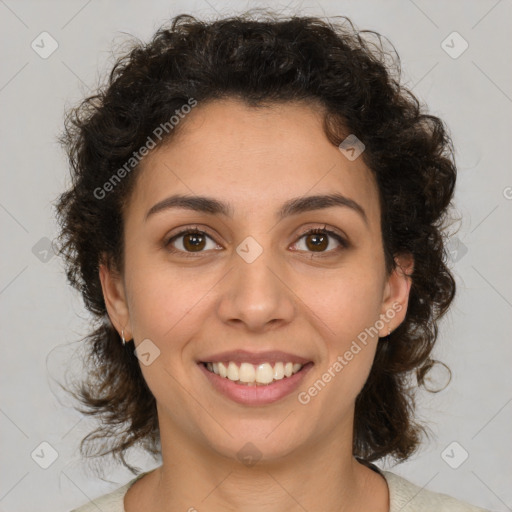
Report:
125,416,389,512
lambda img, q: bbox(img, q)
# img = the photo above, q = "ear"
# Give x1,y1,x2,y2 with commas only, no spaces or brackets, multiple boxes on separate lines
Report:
99,258,132,341
378,252,414,337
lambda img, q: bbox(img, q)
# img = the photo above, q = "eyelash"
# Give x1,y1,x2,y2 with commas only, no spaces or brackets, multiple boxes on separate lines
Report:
164,225,348,258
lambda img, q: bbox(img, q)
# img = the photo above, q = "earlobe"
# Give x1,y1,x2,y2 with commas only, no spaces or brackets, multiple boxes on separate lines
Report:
379,253,414,337
98,261,132,340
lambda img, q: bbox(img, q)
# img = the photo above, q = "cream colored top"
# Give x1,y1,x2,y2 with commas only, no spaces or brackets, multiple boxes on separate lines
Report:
70,466,491,512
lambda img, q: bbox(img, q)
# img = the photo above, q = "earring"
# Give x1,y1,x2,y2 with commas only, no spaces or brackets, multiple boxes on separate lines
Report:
121,329,126,346
381,326,392,340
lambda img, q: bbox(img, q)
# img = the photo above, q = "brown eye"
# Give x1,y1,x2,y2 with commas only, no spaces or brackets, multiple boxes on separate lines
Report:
304,232,329,251
166,229,218,255
293,228,348,254
182,232,206,251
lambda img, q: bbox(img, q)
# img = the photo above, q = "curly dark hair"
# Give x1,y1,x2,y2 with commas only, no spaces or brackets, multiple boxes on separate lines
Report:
55,11,457,472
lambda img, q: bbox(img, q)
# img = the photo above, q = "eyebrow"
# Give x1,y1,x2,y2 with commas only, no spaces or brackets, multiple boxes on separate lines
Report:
145,193,368,225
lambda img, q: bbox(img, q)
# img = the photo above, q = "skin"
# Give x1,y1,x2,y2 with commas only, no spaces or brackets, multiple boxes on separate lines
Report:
100,98,414,512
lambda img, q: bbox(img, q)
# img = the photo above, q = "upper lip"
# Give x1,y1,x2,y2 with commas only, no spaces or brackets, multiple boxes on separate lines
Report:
198,350,312,366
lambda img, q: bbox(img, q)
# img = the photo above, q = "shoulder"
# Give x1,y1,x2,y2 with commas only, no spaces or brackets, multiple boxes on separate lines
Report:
69,476,140,512
382,470,491,512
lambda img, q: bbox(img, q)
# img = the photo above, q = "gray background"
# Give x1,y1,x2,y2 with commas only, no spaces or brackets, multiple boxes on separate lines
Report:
1,0,511,511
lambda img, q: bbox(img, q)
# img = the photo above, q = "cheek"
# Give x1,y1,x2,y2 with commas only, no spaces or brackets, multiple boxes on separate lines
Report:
301,267,384,339
298,265,384,384
125,259,219,344
124,262,214,406
297,274,382,415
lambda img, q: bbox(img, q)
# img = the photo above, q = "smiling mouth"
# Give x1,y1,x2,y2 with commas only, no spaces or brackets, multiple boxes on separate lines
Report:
200,361,313,386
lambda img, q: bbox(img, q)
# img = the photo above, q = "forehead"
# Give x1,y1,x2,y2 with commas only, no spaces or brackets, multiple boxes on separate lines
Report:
128,99,381,227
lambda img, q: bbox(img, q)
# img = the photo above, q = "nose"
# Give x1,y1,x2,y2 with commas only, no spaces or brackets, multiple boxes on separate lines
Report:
216,246,296,333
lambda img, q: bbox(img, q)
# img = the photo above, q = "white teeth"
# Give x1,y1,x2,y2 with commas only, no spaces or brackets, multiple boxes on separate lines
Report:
217,362,227,378
227,361,239,381
256,363,274,384
205,361,305,384
239,362,256,383
273,362,284,380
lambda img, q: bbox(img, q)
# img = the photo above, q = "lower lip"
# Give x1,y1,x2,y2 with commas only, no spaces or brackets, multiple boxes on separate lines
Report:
198,362,314,405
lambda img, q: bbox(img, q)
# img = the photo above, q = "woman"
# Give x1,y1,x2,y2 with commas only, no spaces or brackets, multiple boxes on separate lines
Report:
57,12,489,512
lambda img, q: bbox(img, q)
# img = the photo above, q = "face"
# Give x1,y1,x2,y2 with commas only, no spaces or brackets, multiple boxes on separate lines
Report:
100,98,413,463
